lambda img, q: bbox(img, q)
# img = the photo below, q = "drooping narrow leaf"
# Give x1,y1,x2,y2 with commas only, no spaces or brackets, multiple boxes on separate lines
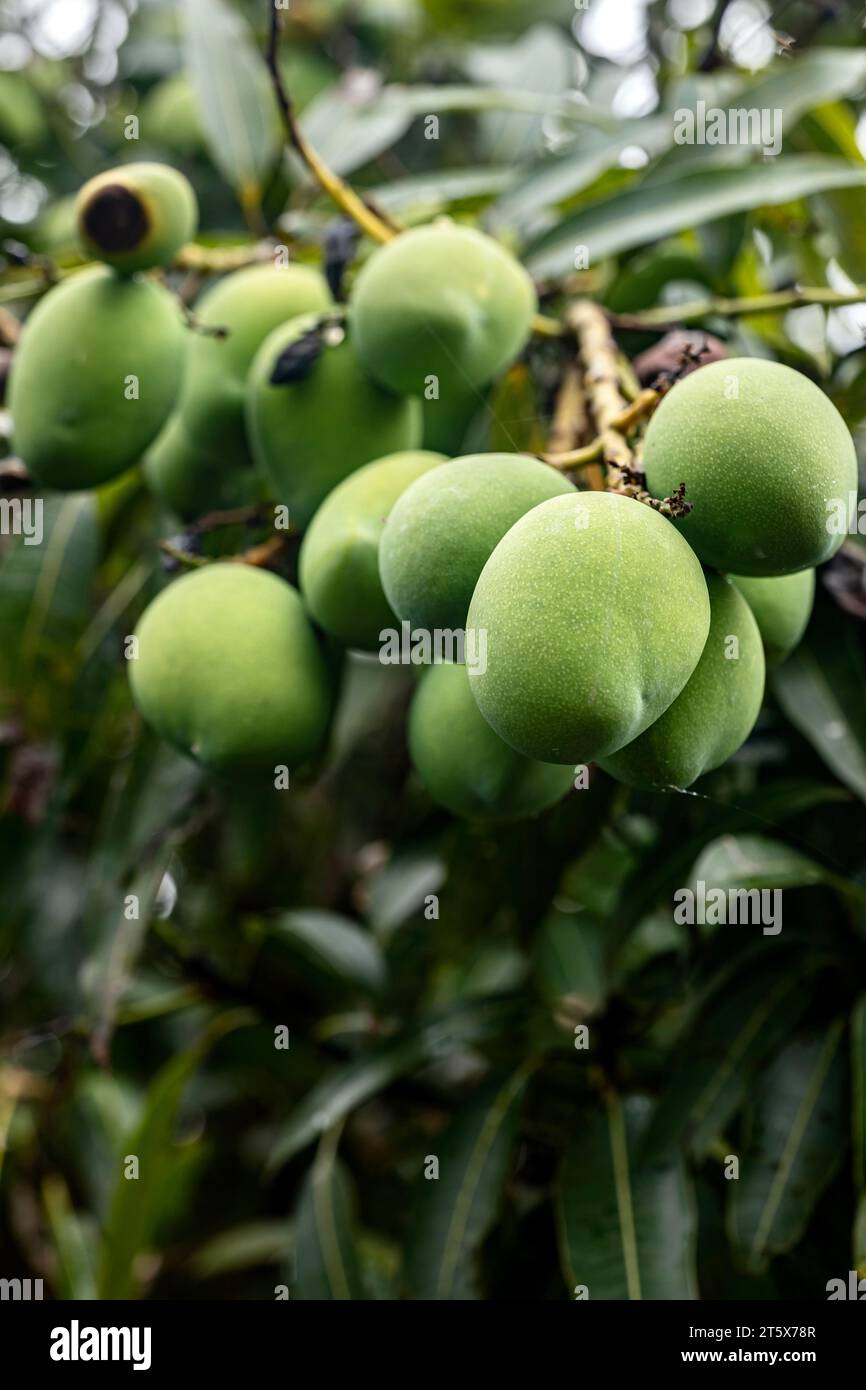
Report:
853,995,866,1192
556,1094,698,1300
293,1130,368,1300
526,157,866,274
270,910,386,997
642,966,809,1163
97,1010,251,1298
727,1023,847,1273
773,606,866,806
181,0,279,214
404,1065,530,1300
267,995,522,1170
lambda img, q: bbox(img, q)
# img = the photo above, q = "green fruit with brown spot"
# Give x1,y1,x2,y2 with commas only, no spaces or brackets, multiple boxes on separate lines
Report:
599,574,765,789
299,449,446,650
9,265,184,490
76,161,198,273
246,315,422,527
129,565,337,771
467,491,711,764
409,661,574,821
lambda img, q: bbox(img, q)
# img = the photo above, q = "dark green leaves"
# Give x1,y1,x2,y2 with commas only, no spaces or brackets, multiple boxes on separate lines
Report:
557,1094,698,1300
404,1065,530,1300
293,1129,368,1301
727,1024,847,1273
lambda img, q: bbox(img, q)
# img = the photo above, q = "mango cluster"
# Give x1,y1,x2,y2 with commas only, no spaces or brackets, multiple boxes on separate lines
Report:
7,162,853,813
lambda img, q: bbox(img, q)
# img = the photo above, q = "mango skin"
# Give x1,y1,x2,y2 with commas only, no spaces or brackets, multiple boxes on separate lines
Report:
129,565,337,771
730,569,815,668
9,265,185,490
409,661,574,821
349,223,537,397
600,575,765,790
467,491,711,765
76,162,198,273
246,315,422,527
380,452,575,632
643,358,857,576
299,450,446,651
181,264,332,462
143,414,261,518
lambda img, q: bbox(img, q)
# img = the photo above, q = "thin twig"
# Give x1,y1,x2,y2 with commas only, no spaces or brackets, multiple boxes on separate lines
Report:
607,283,866,331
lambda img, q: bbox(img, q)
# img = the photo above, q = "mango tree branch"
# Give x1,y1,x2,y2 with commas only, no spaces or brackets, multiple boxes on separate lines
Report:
607,282,866,331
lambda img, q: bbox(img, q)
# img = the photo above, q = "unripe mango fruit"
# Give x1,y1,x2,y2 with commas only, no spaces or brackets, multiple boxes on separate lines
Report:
180,264,332,462
730,569,815,667
299,450,446,650
129,565,337,771
599,575,765,789
76,161,198,273
9,265,184,490
409,661,574,821
643,358,857,576
143,414,261,518
349,223,537,397
380,453,574,631
246,315,422,527
467,492,711,764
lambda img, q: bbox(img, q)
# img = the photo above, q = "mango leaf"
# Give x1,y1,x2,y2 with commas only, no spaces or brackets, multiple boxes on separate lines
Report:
855,1194,866,1275
269,910,386,997
526,157,866,275
404,1065,530,1300
181,0,279,213
773,605,866,806
727,1023,847,1273
42,1175,98,1300
371,167,515,217
641,964,809,1163
534,910,607,1020
293,1132,368,1300
556,1094,698,1300
267,995,523,1169
365,843,445,940
191,1221,291,1280
97,1009,251,1298
691,834,834,898
796,104,866,281
853,995,866,1192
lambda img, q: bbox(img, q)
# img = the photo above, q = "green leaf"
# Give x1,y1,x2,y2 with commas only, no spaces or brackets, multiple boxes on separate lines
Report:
641,964,808,1162
796,104,866,281
404,1065,530,1300
181,0,278,211
267,995,523,1169
525,157,866,275
269,910,386,997
42,1175,98,1300
727,1023,848,1273
191,1221,291,1280
692,834,831,898
556,1094,698,1300
293,1131,368,1300
534,909,607,1020
773,604,866,806
365,844,445,940
97,1009,251,1298
853,995,866,1192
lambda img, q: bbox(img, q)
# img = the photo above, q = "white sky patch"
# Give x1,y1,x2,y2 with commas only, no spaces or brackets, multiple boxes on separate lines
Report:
575,0,649,66
618,144,650,169
855,111,866,161
826,258,866,357
668,0,716,30
612,64,658,118
24,0,99,59
719,0,776,71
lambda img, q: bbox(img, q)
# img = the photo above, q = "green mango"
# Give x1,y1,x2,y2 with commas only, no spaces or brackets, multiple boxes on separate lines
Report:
180,263,332,463
730,569,815,667
141,75,207,158
409,661,574,821
76,161,198,274
600,574,765,789
379,452,574,632
349,222,537,398
9,266,185,491
644,358,857,576
246,314,422,527
467,491,711,765
143,414,261,519
421,384,487,454
129,564,337,771
299,449,446,650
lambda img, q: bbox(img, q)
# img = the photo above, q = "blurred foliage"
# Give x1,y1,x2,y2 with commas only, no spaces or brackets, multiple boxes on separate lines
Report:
1,0,866,1301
